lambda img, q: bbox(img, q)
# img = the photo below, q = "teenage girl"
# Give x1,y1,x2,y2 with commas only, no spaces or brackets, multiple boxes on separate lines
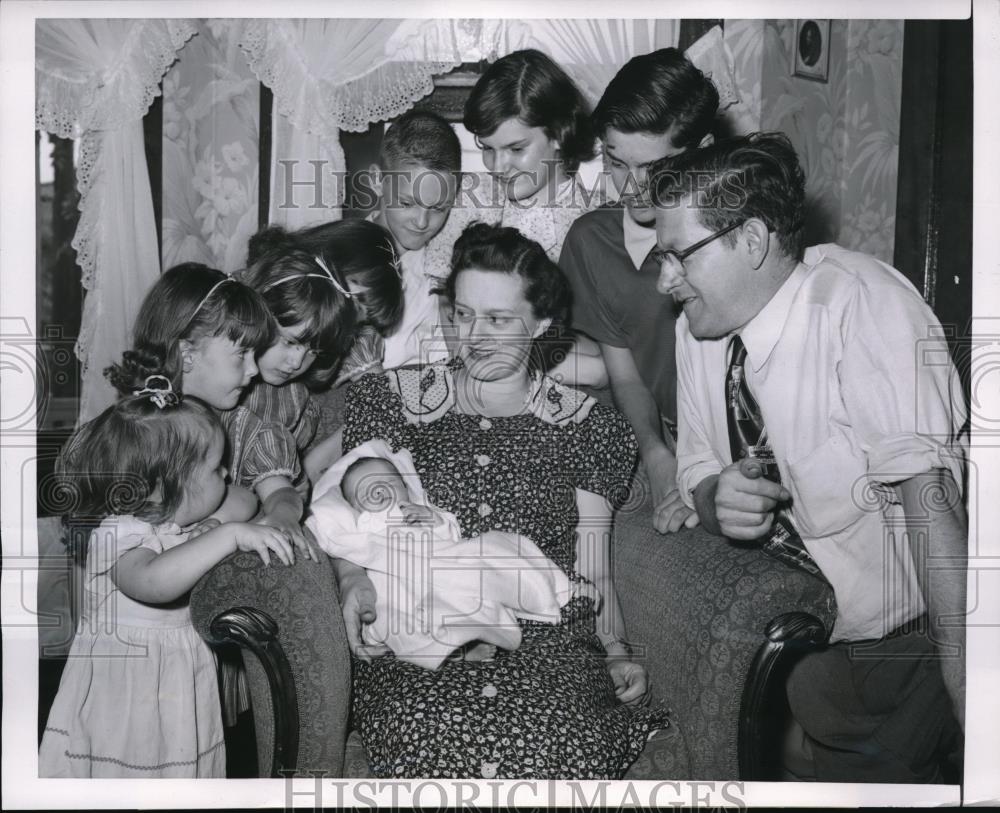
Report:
463,48,598,259
38,378,293,777
462,49,607,387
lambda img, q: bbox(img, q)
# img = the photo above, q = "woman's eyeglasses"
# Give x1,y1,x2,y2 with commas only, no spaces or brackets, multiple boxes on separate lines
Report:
651,221,743,277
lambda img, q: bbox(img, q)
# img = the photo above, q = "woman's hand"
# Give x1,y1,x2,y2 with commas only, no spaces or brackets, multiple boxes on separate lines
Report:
339,569,390,663
654,488,701,534
232,522,295,567
606,657,650,706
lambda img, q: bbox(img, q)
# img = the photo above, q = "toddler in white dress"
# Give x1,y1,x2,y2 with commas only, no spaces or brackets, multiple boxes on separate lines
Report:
39,377,294,777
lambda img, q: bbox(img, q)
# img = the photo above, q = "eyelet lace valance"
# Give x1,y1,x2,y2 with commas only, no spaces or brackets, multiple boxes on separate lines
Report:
239,19,473,135
36,19,197,139
239,18,736,135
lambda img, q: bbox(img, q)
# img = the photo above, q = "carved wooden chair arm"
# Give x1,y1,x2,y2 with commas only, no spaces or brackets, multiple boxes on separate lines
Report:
203,606,299,777
738,611,830,779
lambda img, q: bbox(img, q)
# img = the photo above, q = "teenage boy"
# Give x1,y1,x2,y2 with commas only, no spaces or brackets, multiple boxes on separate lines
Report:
559,49,718,533
368,110,461,368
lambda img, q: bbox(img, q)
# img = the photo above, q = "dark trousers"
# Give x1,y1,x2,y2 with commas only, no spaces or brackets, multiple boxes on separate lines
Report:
786,619,961,783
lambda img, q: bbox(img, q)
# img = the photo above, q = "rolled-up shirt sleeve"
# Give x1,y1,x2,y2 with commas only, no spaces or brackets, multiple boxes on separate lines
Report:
838,272,967,493
675,318,726,508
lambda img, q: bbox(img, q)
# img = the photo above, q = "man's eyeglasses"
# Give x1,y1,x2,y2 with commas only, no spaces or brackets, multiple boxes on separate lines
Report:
651,221,743,277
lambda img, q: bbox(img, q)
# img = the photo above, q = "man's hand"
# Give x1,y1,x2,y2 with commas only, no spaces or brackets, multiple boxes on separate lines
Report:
714,458,790,540
645,444,699,534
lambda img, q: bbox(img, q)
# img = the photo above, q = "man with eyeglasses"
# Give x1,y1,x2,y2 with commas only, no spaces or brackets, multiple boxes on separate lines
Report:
651,132,966,782
559,48,718,535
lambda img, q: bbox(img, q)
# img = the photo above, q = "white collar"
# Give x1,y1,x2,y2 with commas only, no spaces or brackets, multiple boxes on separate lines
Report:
738,262,809,373
398,245,427,284
385,362,596,427
622,208,658,270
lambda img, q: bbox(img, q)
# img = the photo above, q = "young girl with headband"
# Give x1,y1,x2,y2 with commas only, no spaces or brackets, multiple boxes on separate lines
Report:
105,263,276,526
39,377,294,777
221,242,360,551
247,219,404,383
107,262,275,411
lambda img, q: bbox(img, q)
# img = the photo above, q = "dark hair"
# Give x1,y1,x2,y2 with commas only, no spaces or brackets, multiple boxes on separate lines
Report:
241,242,359,389
649,132,806,259
56,392,221,525
379,109,461,174
445,222,570,323
249,220,403,337
592,48,719,148
105,263,275,397
463,49,595,174
340,456,402,502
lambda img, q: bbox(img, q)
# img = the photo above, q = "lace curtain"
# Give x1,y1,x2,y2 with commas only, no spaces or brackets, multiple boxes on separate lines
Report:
243,18,735,231
36,18,738,421
241,19,461,227
36,19,196,423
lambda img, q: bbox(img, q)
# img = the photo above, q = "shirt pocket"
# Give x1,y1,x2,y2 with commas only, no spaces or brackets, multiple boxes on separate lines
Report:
785,433,868,538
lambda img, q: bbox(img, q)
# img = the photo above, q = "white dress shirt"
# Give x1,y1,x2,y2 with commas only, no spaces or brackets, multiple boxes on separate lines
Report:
381,246,449,369
675,244,967,642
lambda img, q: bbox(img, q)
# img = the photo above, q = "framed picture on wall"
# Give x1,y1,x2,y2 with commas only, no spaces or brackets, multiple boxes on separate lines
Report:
793,19,831,82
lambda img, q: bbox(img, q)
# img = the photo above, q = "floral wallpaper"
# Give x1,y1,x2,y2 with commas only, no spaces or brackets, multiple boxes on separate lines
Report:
724,19,903,264
161,19,260,274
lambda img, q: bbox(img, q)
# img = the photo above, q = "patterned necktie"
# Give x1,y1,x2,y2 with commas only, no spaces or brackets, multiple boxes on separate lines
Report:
725,336,823,578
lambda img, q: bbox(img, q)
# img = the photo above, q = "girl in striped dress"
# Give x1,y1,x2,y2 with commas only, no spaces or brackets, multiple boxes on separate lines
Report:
224,220,401,547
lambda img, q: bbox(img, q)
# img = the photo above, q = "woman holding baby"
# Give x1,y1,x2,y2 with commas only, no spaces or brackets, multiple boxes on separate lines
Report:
335,222,666,779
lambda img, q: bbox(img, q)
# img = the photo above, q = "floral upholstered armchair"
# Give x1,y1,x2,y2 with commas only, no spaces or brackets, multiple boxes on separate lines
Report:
188,387,836,779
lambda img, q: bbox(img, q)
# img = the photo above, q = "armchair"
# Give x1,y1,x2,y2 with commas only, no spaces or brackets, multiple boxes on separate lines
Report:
190,509,835,779
190,379,837,778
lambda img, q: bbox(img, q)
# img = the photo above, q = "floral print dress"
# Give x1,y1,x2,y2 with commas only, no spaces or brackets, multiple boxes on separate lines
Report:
342,363,669,779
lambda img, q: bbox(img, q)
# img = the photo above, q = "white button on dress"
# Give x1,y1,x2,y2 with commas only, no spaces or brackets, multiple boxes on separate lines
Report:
475,454,491,467
479,417,492,430
478,502,493,518
481,684,498,698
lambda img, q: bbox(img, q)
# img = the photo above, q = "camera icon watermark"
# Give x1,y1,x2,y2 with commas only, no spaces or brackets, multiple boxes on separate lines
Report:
1,316,79,436
916,318,992,436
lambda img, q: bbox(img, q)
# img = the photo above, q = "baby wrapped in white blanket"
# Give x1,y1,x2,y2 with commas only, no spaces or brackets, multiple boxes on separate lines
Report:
306,440,584,669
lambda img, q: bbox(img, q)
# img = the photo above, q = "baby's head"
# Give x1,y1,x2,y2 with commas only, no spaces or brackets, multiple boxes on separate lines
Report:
341,457,412,514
